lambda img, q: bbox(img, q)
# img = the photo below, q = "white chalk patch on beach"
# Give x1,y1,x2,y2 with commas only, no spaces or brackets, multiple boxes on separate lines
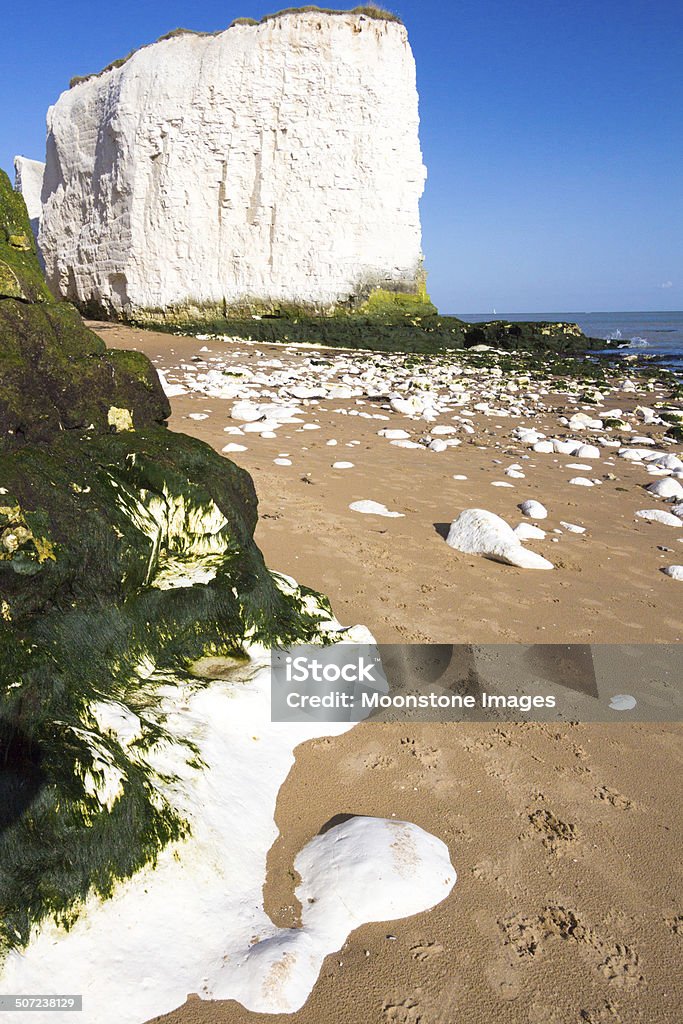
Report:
349,500,404,518
274,458,292,466
565,463,593,471
452,475,468,481
491,481,514,487
228,816,456,1013
332,461,354,469
662,565,683,580
446,508,554,570
7,629,458,1022
569,477,595,487
222,443,247,453
326,439,338,446
188,413,210,421
391,440,422,449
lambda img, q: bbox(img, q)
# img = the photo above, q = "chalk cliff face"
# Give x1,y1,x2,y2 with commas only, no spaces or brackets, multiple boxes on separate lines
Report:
13,157,45,238
38,10,426,319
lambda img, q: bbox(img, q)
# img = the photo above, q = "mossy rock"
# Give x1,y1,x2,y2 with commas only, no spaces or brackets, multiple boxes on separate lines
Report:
0,170,170,446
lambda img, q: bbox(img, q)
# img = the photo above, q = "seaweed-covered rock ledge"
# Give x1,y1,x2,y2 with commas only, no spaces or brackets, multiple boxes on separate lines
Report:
0,170,346,960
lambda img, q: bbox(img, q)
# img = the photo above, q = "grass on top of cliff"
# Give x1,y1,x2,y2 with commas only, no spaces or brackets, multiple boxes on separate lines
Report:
69,7,401,87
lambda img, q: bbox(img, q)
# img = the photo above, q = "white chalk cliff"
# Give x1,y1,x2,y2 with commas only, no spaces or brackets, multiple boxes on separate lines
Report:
36,10,427,318
14,156,45,237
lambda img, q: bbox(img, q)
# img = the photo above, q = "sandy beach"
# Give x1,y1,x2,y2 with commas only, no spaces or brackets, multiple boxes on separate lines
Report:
87,321,683,1024
97,321,682,646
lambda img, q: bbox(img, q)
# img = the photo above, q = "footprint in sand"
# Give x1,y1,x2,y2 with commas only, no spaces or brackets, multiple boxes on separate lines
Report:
400,736,442,770
382,996,423,1024
527,807,579,850
595,785,633,810
410,941,444,962
499,906,644,989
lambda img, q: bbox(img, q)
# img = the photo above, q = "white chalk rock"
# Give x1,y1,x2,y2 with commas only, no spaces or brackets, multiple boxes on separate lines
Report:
231,402,263,423
532,441,554,453
553,439,582,455
652,454,683,472
569,477,595,487
518,499,548,520
332,462,354,469
569,413,603,430
514,522,546,540
645,478,683,500
575,444,601,460
379,429,411,440
390,439,422,449
635,509,683,527
427,439,448,452
349,500,404,518
222,443,247,453
37,12,426,318
513,427,545,444
662,565,683,580
446,509,554,570
560,521,586,534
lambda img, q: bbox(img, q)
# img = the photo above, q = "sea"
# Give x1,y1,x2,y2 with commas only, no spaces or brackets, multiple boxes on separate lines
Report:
459,311,683,372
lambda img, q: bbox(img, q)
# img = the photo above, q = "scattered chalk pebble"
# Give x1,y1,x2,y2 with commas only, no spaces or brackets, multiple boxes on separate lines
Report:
326,440,338,446
569,477,594,487
609,694,637,711
222,443,247,453
560,521,586,534
453,475,468,481
514,522,546,541
332,462,354,469
518,499,548,520
661,565,683,580
188,412,210,421
349,500,404,518
274,458,292,466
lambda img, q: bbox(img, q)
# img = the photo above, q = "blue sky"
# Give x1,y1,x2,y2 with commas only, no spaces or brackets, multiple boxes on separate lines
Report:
2,1,681,312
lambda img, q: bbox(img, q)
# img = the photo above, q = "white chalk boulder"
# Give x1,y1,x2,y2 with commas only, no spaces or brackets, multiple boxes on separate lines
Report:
518,499,548,520
447,509,554,570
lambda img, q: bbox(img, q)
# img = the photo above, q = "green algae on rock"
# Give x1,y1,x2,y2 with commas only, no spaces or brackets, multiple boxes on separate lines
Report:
0,171,340,955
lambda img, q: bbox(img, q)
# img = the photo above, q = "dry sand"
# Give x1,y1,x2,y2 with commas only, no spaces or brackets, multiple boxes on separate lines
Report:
94,323,682,1024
